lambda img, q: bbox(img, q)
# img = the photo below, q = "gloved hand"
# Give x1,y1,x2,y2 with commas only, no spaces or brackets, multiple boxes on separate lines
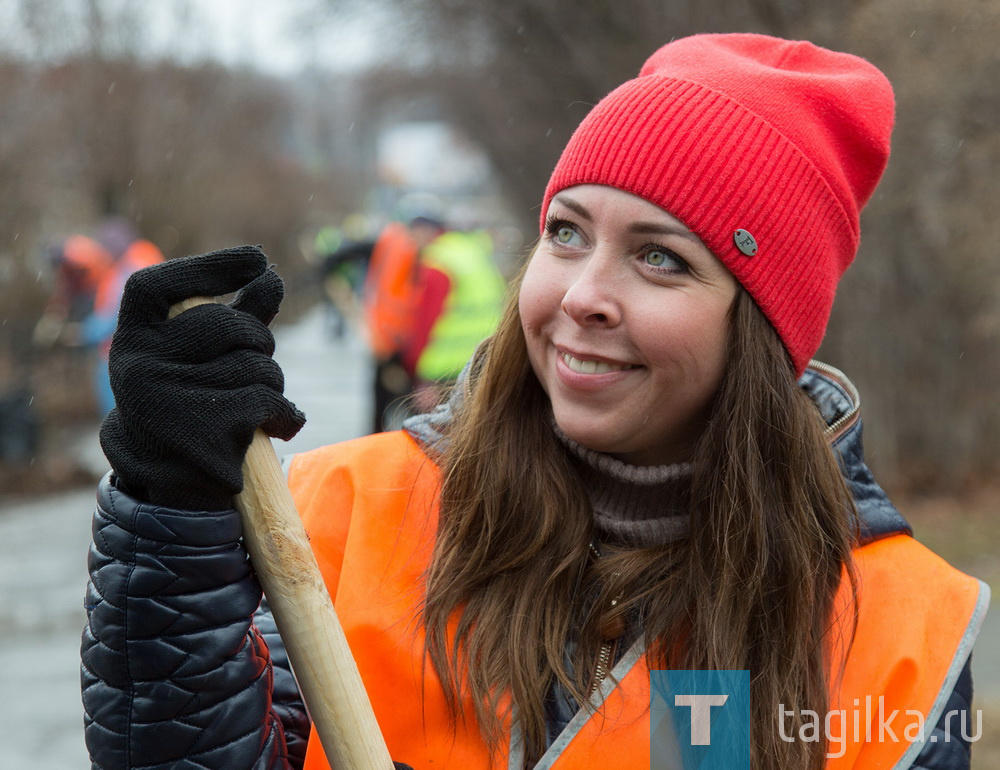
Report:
99,246,305,511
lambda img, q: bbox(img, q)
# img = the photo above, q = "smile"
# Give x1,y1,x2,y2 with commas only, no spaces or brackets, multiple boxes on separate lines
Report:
560,352,635,375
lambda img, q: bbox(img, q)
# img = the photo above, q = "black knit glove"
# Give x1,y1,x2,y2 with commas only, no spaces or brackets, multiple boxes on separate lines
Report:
99,246,305,511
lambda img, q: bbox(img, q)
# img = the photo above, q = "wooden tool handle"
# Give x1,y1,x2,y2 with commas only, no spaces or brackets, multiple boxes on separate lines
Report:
169,296,393,770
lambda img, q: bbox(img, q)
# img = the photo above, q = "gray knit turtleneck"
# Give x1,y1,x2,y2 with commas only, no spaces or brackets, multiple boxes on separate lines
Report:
551,424,693,548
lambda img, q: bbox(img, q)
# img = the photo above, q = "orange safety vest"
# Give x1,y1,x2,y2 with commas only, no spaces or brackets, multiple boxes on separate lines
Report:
93,239,164,318
288,431,988,770
87,239,163,358
363,223,421,361
61,235,113,292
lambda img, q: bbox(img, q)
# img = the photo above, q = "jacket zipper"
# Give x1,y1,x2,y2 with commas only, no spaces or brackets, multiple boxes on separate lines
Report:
588,541,621,698
808,359,861,440
591,641,613,697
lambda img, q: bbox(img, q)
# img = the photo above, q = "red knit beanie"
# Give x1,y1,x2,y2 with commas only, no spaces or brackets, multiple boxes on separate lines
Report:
541,33,895,375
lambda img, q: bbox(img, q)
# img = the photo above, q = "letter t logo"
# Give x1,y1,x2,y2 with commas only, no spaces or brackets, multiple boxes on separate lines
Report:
674,694,729,745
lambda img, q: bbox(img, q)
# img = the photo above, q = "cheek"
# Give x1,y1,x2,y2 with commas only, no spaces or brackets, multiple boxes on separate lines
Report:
644,303,731,384
517,287,538,340
688,311,732,391
517,258,556,335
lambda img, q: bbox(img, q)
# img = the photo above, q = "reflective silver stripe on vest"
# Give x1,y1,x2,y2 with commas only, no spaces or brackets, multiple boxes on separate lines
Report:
508,580,991,769
508,636,649,770
894,579,991,769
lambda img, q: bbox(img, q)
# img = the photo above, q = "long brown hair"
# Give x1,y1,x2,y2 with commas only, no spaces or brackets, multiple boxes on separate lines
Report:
423,268,858,768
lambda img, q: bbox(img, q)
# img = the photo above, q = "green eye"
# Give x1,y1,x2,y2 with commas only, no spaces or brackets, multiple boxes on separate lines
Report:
642,248,687,273
557,226,575,244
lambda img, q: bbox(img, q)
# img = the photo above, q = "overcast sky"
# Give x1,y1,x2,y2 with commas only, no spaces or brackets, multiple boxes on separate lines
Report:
0,0,388,76
190,0,386,75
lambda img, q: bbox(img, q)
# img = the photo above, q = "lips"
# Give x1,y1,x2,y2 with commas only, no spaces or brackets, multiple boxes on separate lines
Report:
560,351,635,375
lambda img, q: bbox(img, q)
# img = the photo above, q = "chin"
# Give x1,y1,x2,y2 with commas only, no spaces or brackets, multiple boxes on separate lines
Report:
555,420,621,455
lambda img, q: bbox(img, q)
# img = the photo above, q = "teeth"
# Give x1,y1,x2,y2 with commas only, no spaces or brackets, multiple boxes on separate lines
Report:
562,353,633,374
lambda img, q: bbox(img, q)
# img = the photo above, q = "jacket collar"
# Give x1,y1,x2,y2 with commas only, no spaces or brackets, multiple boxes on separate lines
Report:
798,361,912,545
404,360,912,547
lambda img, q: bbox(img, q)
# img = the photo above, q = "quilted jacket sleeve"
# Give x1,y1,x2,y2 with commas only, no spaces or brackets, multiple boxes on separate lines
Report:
910,655,975,770
254,597,310,767
81,473,309,769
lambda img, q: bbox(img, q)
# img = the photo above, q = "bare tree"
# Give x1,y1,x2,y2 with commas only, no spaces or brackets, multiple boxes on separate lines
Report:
822,0,1000,488
0,0,371,463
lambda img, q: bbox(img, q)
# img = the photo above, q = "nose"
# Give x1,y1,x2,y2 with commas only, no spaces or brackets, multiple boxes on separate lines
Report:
560,252,622,327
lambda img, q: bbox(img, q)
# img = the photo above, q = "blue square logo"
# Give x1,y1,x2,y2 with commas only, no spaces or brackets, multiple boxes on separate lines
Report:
650,670,752,769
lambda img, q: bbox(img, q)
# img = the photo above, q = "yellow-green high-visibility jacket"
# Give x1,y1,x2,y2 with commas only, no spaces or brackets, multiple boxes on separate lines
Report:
416,230,505,382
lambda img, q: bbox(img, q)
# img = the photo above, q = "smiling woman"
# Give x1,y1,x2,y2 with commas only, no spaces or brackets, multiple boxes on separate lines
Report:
81,32,988,770
520,186,738,465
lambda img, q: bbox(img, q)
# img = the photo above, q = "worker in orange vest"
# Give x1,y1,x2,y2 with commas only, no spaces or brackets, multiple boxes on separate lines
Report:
82,217,163,414
33,235,114,348
362,219,423,431
401,226,505,415
363,216,505,429
82,35,987,770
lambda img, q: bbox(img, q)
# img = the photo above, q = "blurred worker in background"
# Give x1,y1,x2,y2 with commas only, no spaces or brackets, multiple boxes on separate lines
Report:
34,234,115,417
314,218,375,339
363,214,505,432
402,222,505,414
34,235,114,345
362,218,423,432
83,217,164,415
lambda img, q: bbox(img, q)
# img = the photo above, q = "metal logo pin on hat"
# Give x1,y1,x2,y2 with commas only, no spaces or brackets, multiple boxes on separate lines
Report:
734,229,758,256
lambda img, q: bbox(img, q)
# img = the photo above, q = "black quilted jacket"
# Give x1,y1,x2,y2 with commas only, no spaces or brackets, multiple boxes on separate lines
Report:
80,366,977,769
81,488,308,769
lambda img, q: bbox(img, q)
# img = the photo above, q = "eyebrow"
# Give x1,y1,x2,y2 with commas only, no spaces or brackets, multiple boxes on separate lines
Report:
553,193,701,242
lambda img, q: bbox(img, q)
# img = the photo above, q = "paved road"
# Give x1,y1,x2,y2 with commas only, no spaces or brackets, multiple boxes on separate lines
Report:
0,306,995,768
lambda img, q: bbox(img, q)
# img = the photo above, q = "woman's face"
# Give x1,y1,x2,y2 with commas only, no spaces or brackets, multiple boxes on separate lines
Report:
519,185,738,465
